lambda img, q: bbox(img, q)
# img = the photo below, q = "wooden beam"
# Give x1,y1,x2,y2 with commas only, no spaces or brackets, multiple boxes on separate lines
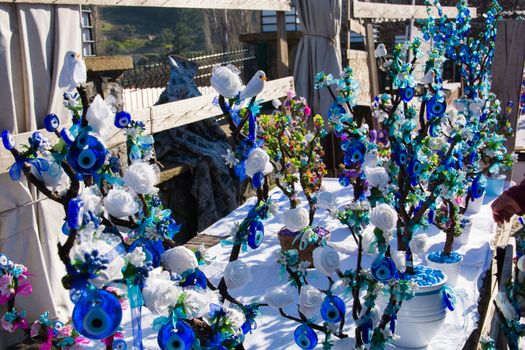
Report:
0,77,294,175
352,0,476,20
276,11,289,78
349,19,366,37
490,20,525,181
364,21,379,103
1,0,291,11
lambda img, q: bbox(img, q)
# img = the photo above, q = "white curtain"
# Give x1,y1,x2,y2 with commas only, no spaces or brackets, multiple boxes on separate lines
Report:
0,4,81,347
293,0,343,117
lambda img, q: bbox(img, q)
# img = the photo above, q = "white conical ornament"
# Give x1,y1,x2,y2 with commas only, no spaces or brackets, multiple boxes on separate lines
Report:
59,51,87,92
374,43,387,58
239,70,267,100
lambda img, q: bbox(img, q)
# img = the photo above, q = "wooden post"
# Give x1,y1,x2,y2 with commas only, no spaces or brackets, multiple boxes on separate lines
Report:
364,21,379,102
276,11,289,78
490,20,525,180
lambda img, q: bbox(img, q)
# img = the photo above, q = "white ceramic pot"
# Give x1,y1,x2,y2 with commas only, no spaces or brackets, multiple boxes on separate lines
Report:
454,221,473,247
486,174,506,197
426,252,463,286
393,274,448,349
465,192,484,215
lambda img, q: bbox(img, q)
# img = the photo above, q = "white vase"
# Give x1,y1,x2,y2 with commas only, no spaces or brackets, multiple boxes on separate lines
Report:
454,221,472,247
486,174,506,197
393,274,448,349
465,192,484,215
426,252,463,286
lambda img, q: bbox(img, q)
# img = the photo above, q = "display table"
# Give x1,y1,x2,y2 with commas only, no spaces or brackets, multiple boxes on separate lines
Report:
119,178,499,349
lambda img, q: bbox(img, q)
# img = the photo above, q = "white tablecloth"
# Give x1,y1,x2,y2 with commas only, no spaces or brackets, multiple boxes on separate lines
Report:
118,178,498,350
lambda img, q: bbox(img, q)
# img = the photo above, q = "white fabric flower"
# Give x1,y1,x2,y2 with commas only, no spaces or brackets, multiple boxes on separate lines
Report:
224,305,246,330
409,235,427,256
364,166,389,188
126,247,146,268
263,285,296,309
245,148,273,178
363,149,379,168
222,149,239,168
211,65,243,98
184,289,218,318
391,251,406,273
123,161,157,195
298,285,323,318
272,98,282,109
361,228,378,255
161,246,198,275
370,204,398,232
86,95,114,140
495,291,519,321
282,207,310,232
223,260,252,289
313,245,340,276
142,279,181,315
517,255,525,272
103,188,139,218
316,191,337,210
81,185,103,215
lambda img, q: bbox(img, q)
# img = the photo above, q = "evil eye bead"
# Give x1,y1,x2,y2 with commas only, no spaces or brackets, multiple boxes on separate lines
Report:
53,320,65,333
0,254,9,267
157,320,196,350
339,175,350,187
67,198,84,230
320,295,346,323
252,172,264,189
60,128,75,146
408,158,423,186
1,130,15,150
426,96,447,119
180,269,207,289
72,289,122,340
114,111,132,129
44,114,61,132
248,220,264,249
66,134,108,174
344,140,366,165
394,145,408,166
371,256,396,282
471,175,486,199
399,86,415,102
113,339,127,350
293,324,318,350
361,319,373,344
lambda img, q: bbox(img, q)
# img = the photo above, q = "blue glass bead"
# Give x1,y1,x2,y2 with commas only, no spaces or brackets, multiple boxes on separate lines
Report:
44,114,61,132
157,320,195,350
443,290,455,311
248,220,264,249
114,111,132,129
66,133,108,175
1,130,15,150
428,209,435,224
180,269,207,289
339,175,350,187
361,319,372,344
426,96,447,119
394,145,408,166
252,172,264,189
294,324,318,350
399,87,415,102
62,221,71,236
113,339,127,350
320,295,346,323
327,102,346,120
471,175,486,199
408,158,422,186
344,140,366,165
67,198,84,230
129,239,165,268
371,256,396,282
72,289,122,340
60,128,75,146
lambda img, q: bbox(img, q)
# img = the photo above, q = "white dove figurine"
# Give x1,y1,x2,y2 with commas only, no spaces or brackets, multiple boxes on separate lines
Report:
239,70,267,100
374,44,387,58
59,51,87,92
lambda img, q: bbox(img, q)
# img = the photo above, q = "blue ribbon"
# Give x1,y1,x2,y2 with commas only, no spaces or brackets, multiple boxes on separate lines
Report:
128,283,144,350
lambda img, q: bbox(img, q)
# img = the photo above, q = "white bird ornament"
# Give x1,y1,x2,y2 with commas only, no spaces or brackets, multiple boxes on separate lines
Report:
59,51,87,92
239,70,267,100
374,44,387,58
